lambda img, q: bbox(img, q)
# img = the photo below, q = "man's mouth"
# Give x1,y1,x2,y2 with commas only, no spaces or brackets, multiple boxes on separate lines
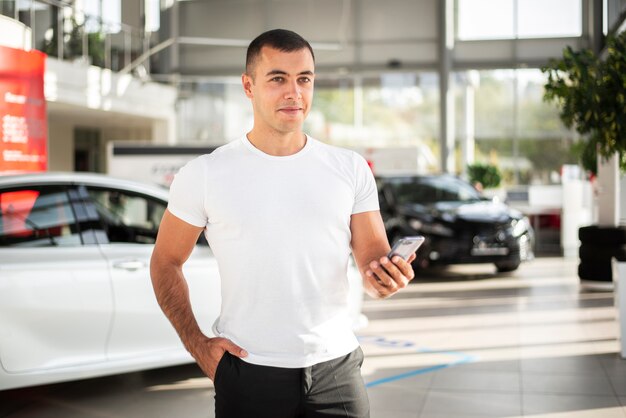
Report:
278,107,302,114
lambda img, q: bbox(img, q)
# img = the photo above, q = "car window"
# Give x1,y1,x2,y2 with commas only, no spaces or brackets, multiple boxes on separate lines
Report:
425,177,480,202
87,188,165,244
390,177,481,204
0,186,82,247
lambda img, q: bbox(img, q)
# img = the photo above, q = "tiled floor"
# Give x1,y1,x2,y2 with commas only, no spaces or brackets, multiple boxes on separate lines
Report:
362,257,626,417
1,257,624,417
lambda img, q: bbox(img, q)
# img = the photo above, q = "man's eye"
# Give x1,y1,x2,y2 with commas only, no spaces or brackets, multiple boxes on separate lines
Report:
299,77,311,83
271,77,284,82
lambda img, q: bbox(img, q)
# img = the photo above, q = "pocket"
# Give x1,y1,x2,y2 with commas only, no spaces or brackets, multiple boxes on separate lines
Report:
213,352,230,384
356,346,365,368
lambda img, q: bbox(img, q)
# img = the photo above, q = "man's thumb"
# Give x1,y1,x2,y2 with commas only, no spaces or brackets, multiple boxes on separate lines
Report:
226,341,248,358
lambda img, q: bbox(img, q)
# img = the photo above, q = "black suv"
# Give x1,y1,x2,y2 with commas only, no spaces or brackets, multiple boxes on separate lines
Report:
377,175,534,272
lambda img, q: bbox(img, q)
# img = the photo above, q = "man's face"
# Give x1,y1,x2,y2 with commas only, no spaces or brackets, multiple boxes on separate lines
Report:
242,46,315,135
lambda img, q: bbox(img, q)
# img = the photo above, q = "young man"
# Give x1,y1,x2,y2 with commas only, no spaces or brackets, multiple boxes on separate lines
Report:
150,29,416,418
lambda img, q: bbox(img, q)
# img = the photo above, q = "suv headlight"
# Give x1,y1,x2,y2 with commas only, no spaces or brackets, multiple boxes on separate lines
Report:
409,219,423,230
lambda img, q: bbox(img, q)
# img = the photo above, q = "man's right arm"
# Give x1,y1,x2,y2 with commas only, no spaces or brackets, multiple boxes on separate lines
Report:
150,209,247,380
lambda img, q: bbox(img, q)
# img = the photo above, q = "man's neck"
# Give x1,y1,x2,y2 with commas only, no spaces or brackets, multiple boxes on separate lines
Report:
246,128,307,157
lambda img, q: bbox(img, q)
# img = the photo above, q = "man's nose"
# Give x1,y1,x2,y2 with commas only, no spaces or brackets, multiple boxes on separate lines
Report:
284,80,302,99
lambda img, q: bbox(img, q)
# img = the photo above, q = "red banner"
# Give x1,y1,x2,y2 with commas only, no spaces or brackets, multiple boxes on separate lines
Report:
0,46,47,174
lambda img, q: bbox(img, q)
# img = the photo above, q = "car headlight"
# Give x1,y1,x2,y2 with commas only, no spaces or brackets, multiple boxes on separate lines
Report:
409,219,423,230
511,217,529,237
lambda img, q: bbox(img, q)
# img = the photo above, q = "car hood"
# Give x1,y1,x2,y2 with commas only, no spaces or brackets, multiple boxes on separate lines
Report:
400,200,522,223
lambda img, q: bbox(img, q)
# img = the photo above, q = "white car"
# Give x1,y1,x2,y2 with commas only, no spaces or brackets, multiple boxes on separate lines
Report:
0,172,366,390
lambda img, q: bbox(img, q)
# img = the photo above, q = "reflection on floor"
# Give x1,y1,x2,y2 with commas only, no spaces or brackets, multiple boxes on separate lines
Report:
1,257,624,418
362,257,626,418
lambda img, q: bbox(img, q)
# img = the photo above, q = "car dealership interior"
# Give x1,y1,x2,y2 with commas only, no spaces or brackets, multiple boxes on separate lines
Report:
1,0,626,417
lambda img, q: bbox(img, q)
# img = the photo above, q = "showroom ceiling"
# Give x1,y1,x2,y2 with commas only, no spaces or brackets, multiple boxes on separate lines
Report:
151,0,599,80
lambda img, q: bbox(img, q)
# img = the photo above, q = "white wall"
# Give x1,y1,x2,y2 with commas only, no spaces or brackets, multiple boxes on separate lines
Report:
0,14,32,50
46,112,160,173
45,58,176,124
47,121,74,171
43,56,178,167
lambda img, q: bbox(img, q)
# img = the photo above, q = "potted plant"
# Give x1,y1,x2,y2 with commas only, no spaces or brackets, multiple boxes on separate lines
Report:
467,162,502,191
542,30,626,174
542,31,626,341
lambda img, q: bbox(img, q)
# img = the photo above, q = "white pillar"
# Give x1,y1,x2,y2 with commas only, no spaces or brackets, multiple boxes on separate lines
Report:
460,72,477,178
596,152,620,227
438,0,455,174
562,179,585,257
613,259,626,358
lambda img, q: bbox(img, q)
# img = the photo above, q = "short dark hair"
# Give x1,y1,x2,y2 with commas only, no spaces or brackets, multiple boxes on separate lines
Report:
246,29,315,76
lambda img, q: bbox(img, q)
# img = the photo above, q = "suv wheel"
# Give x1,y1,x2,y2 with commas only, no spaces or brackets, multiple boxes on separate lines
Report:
495,261,520,273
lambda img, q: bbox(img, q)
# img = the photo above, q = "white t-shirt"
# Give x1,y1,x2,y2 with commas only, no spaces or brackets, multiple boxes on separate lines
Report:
168,135,379,368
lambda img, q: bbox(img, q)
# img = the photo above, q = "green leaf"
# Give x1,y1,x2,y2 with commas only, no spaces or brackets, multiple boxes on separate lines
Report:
542,31,626,172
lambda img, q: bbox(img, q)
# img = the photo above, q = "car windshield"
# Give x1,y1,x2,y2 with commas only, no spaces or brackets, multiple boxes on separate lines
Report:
390,177,482,205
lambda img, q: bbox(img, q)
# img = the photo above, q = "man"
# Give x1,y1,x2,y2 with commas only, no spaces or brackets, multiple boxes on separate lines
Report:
150,29,416,418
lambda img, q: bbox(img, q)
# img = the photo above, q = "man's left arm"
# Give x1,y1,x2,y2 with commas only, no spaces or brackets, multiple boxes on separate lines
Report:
350,211,416,299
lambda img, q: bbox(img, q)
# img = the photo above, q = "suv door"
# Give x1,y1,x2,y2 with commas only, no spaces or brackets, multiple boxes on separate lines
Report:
86,186,220,361
0,185,112,373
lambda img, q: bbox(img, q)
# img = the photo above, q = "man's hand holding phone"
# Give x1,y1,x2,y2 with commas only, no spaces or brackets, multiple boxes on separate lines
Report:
365,236,424,298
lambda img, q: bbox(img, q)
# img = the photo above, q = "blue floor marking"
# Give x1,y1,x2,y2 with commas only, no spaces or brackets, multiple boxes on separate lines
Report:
358,336,475,388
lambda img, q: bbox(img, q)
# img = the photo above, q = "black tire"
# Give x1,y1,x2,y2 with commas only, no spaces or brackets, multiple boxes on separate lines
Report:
495,261,520,273
579,225,626,246
578,260,612,282
579,244,626,262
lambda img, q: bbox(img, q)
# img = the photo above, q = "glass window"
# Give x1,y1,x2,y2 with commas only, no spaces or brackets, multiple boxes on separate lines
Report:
473,70,516,139
82,0,121,33
362,73,439,149
144,0,160,32
516,69,571,139
457,0,582,40
306,78,355,145
0,187,81,247
455,69,579,186
309,73,439,172
516,138,578,184
87,188,165,244
517,0,582,38
457,0,515,40
0,2,16,19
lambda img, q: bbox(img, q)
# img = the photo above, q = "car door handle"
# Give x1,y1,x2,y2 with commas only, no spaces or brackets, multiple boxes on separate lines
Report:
112,260,146,271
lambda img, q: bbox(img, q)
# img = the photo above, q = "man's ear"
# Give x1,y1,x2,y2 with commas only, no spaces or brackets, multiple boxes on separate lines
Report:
242,73,254,99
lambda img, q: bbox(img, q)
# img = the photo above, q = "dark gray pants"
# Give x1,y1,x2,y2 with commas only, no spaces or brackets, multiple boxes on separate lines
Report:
214,347,370,418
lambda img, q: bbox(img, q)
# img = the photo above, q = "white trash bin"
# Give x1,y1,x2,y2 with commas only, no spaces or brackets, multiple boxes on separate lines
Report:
612,258,626,358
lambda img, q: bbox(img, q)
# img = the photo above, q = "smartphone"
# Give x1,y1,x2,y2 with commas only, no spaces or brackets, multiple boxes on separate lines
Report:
388,236,425,261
